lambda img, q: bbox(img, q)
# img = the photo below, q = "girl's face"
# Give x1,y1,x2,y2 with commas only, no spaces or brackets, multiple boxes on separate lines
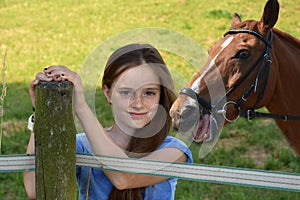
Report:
108,64,161,134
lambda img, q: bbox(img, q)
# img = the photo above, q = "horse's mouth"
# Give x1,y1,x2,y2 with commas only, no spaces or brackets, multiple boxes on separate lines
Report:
172,112,211,143
192,114,210,143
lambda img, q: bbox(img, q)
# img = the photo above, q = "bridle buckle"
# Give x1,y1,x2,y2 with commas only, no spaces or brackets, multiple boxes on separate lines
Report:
247,110,255,120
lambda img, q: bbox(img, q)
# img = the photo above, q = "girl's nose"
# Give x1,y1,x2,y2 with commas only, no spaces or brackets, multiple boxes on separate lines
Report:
130,94,143,109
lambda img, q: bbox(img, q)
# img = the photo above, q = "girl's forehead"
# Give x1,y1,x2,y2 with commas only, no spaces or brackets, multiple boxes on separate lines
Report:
114,65,161,89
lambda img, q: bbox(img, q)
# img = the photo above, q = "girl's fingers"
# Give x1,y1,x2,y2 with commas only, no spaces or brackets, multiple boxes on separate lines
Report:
60,74,68,82
44,66,75,82
44,65,68,75
29,66,72,108
36,72,53,81
29,79,39,108
53,74,65,82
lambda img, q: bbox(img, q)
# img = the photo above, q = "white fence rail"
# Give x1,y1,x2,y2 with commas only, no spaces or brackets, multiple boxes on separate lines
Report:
1,154,299,192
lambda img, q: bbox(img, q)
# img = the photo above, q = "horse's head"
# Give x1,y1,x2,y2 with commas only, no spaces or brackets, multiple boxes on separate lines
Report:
170,0,279,143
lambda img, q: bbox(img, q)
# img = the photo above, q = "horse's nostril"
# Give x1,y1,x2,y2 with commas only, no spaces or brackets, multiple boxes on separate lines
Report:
170,109,180,118
171,112,181,129
174,111,181,120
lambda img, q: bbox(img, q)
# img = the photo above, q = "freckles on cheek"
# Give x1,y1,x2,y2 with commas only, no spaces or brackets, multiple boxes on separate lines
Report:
146,103,158,117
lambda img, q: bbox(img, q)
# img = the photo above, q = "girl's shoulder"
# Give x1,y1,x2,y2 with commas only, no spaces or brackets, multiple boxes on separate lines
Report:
159,136,193,163
160,136,188,149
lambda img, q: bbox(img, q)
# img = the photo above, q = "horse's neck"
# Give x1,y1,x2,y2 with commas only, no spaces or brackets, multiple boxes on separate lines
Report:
267,29,300,114
266,30,300,154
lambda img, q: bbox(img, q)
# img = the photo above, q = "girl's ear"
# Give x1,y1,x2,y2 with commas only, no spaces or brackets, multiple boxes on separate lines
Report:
103,85,112,104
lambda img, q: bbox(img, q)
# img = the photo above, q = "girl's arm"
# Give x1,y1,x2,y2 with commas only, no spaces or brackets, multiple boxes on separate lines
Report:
29,66,188,190
23,132,36,199
76,101,188,189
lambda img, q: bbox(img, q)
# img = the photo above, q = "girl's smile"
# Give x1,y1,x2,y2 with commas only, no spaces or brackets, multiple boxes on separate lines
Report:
129,112,148,118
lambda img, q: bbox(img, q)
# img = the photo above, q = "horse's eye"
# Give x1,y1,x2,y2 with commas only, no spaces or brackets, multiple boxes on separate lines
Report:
233,49,250,60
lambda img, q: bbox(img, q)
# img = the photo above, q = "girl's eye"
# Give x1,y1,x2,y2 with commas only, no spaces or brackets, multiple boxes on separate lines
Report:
144,91,157,96
119,91,132,96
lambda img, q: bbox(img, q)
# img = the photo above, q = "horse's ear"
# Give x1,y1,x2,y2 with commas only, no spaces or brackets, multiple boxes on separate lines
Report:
231,13,242,28
258,0,279,34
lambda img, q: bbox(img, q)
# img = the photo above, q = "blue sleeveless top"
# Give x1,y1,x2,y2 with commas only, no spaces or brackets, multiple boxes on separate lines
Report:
76,133,193,200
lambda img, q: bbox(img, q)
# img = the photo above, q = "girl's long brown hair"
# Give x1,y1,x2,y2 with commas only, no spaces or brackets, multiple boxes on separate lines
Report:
102,44,176,200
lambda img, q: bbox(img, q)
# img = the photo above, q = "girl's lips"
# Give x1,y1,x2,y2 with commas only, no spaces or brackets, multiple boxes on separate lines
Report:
129,112,148,118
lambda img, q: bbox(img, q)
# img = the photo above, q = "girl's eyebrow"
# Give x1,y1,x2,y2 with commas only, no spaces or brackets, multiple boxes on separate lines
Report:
117,84,160,90
144,87,160,90
117,87,159,92
117,87,133,90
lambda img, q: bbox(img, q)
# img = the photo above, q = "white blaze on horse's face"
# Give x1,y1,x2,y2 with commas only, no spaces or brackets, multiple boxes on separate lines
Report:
191,36,234,94
171,35,234,144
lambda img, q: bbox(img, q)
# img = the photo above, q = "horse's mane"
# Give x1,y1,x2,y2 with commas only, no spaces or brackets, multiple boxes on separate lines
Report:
273,28,300,49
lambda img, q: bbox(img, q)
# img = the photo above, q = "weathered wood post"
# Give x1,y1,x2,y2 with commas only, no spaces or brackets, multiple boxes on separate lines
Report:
34,81,77,199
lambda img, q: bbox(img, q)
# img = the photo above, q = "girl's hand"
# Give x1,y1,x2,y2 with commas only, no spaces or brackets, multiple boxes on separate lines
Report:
43,65,79,84
43,65,87,112
30,65,85,110
29,70,52,108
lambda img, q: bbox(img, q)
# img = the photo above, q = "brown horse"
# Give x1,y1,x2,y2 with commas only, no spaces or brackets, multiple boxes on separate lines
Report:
170,0,300,156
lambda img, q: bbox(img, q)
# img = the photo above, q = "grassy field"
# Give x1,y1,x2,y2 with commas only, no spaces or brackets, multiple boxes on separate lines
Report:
1,0,300,199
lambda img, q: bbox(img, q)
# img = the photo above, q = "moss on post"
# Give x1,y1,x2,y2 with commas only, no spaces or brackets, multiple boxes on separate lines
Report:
34,81,77,200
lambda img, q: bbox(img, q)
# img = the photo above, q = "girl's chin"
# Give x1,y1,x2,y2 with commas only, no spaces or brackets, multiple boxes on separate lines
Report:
116,119,151,131
130,120,151,129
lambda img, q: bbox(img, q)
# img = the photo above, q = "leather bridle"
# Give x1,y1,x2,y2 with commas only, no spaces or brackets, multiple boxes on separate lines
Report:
180,28,300,122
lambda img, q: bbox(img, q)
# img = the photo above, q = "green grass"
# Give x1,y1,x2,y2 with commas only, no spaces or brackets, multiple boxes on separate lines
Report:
1,0,300,199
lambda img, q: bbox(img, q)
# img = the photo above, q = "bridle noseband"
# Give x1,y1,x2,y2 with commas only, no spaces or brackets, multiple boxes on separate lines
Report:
180,28,300,122
180,87,211,115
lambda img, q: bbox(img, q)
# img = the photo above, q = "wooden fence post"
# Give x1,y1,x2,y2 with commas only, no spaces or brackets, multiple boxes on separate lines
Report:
34,81,77,199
